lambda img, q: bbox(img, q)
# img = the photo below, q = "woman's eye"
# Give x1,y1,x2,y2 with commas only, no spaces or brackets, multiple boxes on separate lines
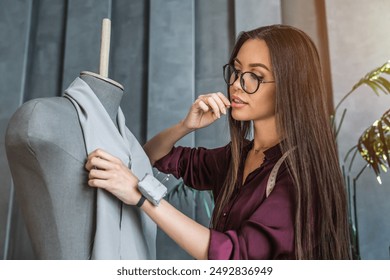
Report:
257,75,265,82
249,73,263,81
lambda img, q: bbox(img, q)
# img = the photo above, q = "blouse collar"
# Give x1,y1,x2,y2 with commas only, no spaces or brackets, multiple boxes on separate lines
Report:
244,140,283,161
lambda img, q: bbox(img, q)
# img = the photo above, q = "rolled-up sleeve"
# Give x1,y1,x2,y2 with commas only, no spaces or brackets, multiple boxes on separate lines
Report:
208,173,295,260
154,145,230,193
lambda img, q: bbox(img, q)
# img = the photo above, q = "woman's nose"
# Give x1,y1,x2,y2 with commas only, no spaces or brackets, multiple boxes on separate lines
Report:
231,75,243,92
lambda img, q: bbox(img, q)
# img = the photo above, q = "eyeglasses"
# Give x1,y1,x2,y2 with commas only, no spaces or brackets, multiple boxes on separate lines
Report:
223,64,275,94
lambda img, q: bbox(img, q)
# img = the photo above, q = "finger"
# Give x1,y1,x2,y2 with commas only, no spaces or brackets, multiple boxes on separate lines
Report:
209,93,229,115
89,168,111,180
85,157,99,171
216,92,231,107
94,149,122,163
87,149,103,162
198,100,211,112
86,150,105,169
87,149,120,164
85,159,94,171
88,178,109,189
205,96,221,118
86,156,116,171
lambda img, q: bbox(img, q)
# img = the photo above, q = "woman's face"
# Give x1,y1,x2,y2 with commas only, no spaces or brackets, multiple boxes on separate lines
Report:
229,39,276,122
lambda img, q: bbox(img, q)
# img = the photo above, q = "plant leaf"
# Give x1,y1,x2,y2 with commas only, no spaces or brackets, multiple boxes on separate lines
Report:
334,61,390,113
357,109,390,180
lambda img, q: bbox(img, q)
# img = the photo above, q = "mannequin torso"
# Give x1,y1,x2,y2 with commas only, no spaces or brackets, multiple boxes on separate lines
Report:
5,73,137,259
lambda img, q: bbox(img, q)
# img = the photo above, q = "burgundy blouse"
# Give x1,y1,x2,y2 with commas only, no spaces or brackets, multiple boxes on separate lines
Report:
154,141,295,259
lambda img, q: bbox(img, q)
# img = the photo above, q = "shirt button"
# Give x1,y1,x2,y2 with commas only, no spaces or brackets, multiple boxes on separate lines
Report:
223,212,227,217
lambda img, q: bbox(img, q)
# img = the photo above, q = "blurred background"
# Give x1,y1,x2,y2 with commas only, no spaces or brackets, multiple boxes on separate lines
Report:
0,0,389,259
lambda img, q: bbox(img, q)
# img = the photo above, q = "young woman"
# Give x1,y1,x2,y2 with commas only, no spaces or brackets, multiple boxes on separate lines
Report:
85,24,351,259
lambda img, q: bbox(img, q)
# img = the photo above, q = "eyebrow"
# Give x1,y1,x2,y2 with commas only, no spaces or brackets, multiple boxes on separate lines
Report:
234,58,271,72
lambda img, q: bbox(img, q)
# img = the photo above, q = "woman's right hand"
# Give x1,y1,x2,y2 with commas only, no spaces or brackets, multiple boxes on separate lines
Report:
182,92,231,130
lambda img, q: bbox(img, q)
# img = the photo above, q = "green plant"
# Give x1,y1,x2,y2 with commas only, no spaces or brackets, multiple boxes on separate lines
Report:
331,60,390,259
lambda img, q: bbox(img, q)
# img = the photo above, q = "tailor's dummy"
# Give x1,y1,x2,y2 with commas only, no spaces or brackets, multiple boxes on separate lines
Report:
5,19,156,259
5,72,156,259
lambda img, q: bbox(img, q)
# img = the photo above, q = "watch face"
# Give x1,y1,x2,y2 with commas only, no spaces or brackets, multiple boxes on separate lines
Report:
138,174,167,206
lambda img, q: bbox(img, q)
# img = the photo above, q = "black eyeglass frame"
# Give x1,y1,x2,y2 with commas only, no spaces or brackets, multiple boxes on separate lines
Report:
223,64,275,94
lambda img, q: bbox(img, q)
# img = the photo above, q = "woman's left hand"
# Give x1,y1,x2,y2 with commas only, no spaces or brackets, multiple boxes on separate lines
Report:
85,149,142,205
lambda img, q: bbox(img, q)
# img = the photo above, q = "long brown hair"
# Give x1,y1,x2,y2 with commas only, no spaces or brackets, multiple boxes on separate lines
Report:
212,24,351,259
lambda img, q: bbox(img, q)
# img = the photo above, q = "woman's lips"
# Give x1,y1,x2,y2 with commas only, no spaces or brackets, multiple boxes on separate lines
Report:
231,96,247,108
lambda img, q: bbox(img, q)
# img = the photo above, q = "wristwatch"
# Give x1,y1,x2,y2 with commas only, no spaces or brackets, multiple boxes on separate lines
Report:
138,173,167,206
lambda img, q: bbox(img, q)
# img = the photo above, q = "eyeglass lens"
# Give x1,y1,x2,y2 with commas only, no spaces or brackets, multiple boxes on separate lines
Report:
223,65,259,94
